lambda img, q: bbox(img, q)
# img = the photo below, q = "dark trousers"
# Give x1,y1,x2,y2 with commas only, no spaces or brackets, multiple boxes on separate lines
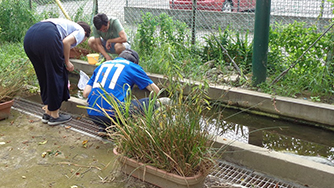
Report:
88,115,115,132
88,98,156,131
23,22,69,111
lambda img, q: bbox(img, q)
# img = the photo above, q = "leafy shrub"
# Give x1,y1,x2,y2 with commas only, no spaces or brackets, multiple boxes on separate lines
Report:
134,13,203,80
0,42,37,87
201,26,254,74
268,21,334,97
135,12,191,58
72,3,91,23
0,0,37,42
0,59,32,102
135,12,158,56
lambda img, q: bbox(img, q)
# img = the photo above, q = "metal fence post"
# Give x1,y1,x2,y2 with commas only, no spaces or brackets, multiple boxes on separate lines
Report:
91,0,98,25
29,0,32,10
191,0,197,45
252,0,271,86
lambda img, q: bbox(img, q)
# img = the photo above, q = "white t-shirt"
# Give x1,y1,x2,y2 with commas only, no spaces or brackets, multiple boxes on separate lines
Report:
43,18,85,48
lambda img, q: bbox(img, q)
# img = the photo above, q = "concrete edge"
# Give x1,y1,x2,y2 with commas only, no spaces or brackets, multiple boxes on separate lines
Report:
58,91,334,188
148,73,334,127
213,137,334,188
70,59,334,127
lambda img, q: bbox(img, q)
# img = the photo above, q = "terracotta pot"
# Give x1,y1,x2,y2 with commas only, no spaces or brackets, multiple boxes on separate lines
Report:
113,147,205,188
0,99,14,120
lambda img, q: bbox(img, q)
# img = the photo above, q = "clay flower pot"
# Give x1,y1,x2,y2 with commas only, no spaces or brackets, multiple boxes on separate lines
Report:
113,147,206,188
0,99,14,120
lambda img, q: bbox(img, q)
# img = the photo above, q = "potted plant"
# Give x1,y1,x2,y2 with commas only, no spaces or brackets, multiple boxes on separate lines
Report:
0,60,29,120
101,68,223,187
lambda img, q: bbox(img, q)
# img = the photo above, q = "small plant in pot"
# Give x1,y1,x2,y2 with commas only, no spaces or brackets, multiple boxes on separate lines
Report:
101,69,223,187
0,60,29,120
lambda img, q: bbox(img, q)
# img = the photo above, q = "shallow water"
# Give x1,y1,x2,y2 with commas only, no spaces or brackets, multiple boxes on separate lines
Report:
215,106,334,166
69,73,334,166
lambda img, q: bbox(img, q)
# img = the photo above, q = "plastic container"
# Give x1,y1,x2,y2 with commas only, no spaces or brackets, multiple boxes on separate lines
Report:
87,53,99,65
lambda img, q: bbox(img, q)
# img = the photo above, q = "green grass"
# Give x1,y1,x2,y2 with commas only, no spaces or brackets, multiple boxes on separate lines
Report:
98,70,221,177
0,42,37,87
0,42,27,67
2,7,334,104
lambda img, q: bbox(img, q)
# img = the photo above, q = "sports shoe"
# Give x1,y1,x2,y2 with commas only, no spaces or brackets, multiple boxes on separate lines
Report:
48,114,72,126
42,114,51,124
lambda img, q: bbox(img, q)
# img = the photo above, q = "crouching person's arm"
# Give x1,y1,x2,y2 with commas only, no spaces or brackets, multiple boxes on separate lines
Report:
146,83,160,95
83,85,92,98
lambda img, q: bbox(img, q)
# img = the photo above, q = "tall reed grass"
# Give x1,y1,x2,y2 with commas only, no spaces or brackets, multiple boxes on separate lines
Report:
94,70,223,177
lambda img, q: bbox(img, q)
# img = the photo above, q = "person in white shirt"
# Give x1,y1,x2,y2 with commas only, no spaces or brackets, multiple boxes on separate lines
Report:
23,18,91,125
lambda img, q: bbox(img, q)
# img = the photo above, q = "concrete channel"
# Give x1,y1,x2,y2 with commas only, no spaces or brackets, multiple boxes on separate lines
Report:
22,59,334,188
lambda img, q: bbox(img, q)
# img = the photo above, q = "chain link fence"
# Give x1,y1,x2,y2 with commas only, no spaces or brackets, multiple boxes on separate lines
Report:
29,0,334,43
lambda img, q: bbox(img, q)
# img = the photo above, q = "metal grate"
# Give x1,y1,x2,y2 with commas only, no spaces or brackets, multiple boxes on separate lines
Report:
211,161,304,188
12,98,306,188
13,98,101,137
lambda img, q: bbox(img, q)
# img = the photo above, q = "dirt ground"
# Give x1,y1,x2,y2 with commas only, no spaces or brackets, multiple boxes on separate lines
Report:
0,110,156,188
0,108,239,188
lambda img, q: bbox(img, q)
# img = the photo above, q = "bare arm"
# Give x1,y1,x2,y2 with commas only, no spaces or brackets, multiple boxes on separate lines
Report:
106,30,127,44
83,85,92,98
145,83,160,95
62,35,76,71
95,38,112,61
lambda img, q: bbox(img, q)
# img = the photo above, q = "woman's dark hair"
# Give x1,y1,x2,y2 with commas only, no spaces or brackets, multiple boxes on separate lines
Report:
77,21,91,37
93,13,109,30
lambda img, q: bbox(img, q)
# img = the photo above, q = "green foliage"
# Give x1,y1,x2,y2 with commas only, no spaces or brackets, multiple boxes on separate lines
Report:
2,2,334,103
38,7,60,20
139,41,204,82
135,12,191,58
72,1,91,23
270,22,325,73
0,42,38,87
0,42,28,68
135,12,158,55
0,57,32,102
268,21,334,97
197,20,334,100
135,13,203,80
101,64,220,177
201,26,254,73
0,0,38,42
0,0,91,43
32,0,80,5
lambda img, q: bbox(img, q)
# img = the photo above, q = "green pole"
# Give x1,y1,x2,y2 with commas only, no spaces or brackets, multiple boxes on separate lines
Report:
252,0,271,86
91,0,98,25
191,0,197,45
29,0,32,9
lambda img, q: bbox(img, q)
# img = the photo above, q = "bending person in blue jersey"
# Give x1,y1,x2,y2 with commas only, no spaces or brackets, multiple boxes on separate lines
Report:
83,49,160,136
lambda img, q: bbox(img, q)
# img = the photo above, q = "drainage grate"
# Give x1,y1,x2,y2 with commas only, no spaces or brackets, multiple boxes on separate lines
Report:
211,161,305,188
13,98,101,137
12,98,306,188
